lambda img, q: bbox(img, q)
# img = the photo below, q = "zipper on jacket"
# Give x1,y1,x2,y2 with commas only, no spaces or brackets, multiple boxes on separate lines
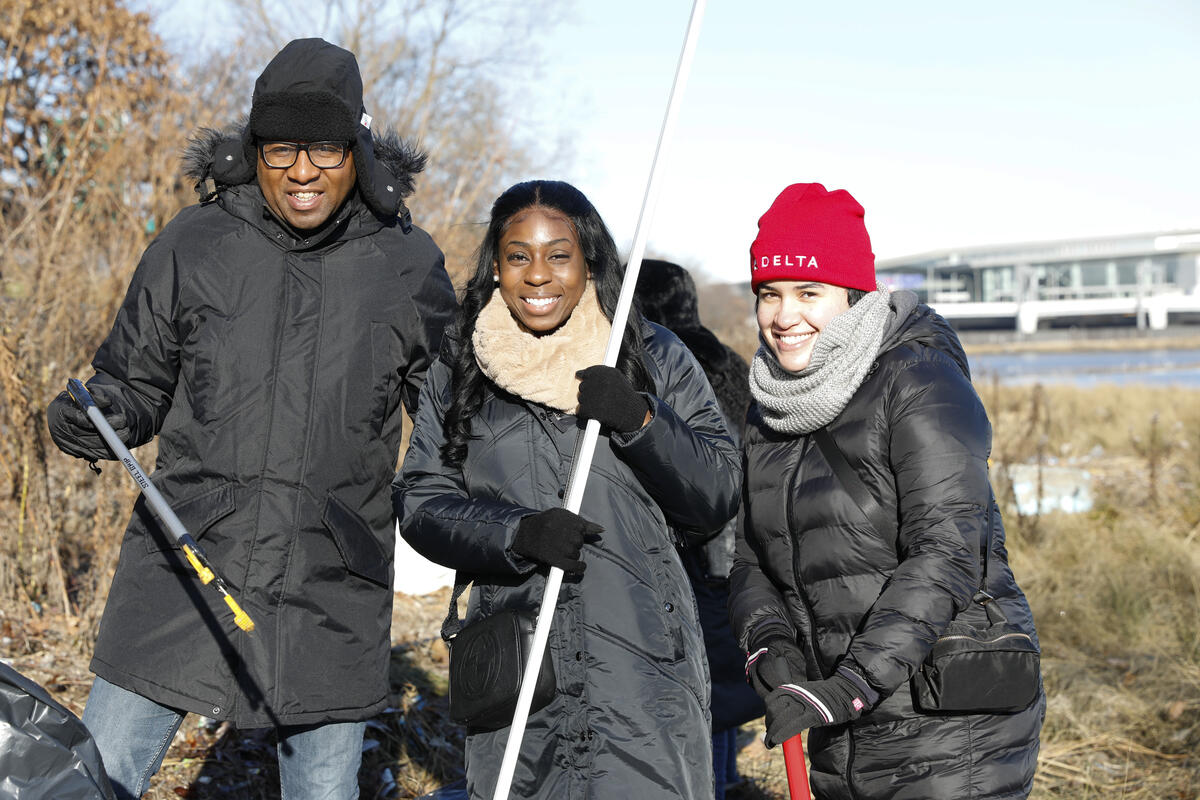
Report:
786,436,828,678
938,631,1032,645
846,724,861,799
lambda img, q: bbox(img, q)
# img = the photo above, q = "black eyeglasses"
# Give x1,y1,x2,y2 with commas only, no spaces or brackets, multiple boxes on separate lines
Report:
258,141,351,169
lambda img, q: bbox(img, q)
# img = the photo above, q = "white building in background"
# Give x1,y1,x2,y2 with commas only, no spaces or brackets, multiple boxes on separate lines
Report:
876,230,1200,333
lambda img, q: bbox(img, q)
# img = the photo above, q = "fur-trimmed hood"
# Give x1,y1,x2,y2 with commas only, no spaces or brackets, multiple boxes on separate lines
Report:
635,259,751,429
182,121,427,222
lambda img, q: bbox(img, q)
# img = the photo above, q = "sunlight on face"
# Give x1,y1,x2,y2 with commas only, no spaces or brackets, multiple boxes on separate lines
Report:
256,143,356,232
755,280,851,373
494,207,589,335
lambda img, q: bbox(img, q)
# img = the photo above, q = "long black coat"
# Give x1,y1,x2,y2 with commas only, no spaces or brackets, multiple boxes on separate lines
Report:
394,324,741,800
730,303,1043,799
77,133,454,727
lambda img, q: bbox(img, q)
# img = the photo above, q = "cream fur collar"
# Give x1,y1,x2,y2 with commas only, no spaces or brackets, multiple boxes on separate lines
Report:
472,283,610,413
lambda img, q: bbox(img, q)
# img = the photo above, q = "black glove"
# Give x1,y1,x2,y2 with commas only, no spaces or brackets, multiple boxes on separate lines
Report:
763,669,878,748
745,634,808,699
512,507,603,573
46,385,132,461
575,365,650,433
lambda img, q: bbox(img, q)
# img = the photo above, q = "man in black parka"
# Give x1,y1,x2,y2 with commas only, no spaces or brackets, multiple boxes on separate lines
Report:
45,38,455,799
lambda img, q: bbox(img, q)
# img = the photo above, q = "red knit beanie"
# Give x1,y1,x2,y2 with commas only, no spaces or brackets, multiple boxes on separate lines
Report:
749,183,876,293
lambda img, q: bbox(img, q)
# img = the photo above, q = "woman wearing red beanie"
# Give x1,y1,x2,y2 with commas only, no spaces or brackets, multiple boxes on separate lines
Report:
729,183,1044,798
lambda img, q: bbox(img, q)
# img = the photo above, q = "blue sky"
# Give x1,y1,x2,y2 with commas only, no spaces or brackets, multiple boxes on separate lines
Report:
150,0,1200,284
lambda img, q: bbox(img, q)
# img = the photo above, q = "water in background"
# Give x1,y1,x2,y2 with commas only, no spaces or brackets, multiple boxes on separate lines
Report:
969,348,1200,388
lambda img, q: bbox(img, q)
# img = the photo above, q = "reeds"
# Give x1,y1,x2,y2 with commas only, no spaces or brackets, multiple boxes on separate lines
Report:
986,382,1200,799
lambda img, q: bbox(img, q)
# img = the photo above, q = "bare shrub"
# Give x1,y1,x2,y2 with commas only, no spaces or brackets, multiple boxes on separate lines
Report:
697,277,757,361
0,0,206,630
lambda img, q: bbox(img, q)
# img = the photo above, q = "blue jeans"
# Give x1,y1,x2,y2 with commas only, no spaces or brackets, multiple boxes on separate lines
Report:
712,728,741,800
83,676,366,799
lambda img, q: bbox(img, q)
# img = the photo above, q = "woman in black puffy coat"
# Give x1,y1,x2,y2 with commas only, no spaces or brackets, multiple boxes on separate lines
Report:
394,181,740,799
728,183,1044,799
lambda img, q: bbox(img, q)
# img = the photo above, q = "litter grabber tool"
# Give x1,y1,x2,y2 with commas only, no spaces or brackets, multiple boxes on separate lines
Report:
66,378,255,633
783,735,813,800
490,1,708,798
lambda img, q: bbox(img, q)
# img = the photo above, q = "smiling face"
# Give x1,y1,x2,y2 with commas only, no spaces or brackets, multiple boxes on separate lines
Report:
756,280,851,373
256,143,357,232
494,206,589,335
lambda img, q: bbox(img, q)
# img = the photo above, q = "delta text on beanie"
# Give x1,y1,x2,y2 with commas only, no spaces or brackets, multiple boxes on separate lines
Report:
749,183,876,293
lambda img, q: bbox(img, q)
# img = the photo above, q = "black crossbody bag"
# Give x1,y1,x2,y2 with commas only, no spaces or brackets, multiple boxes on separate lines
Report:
811,427,1040,714
441,577,557,731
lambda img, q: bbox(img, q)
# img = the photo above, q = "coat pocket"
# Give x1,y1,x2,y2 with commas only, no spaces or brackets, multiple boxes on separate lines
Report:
322,492,390,587
138,482,237,554
370,321,403,435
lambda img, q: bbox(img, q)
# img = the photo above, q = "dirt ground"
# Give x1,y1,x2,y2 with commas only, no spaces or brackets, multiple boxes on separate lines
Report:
6,583,1196,799
3,590,788,799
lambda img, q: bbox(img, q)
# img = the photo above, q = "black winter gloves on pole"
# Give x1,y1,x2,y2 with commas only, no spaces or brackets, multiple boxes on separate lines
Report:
512,507,603,573
747,633,880,747
745,634,808,698
575,365,651,433
763,668,879,748
46,385,132,461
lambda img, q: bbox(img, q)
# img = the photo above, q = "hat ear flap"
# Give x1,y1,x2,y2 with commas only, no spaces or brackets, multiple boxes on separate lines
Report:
210,134,256,186
352,127,402,221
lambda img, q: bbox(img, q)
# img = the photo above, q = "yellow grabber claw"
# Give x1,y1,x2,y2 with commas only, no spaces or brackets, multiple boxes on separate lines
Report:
182,544,215,585
67,378,255,634
223,594,256,632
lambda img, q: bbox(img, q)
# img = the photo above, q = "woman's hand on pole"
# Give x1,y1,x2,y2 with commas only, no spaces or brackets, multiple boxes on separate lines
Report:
575,365,651,432
512,507,602,573
763,670,877,748
746,634,808,698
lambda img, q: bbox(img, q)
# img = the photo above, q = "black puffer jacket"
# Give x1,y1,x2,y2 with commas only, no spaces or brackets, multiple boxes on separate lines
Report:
730,302,1043,799
634,259,763,733
69,127,454,727
394,324,740,800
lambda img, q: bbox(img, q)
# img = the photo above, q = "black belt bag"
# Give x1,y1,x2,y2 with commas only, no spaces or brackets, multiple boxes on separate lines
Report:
812,427,1040,716
911,591,1040,713
442,579,556,731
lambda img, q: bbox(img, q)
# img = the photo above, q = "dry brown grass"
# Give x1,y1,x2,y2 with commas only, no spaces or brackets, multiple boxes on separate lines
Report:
984,383,1200,800
0,0,213,638
965,332,1200,356
8,382,1194,798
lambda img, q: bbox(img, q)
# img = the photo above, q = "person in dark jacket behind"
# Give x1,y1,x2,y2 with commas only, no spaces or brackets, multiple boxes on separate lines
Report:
634,259,764,799
44,39,455,800
729,183,1044,799
394,181,741,799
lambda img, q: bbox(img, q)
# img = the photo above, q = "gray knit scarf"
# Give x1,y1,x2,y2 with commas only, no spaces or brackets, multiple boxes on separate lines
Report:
749,282,894,435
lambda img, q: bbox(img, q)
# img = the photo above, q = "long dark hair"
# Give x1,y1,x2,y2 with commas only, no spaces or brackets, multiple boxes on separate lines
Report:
441,180,655,466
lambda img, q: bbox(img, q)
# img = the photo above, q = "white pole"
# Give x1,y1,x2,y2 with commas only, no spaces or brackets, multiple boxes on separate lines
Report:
490,1,708,797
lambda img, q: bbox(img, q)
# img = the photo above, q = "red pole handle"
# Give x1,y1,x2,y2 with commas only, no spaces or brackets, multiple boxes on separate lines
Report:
782,734,812,800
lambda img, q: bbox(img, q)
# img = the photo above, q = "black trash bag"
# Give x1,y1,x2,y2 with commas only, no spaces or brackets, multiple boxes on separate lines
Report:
0,661,116,799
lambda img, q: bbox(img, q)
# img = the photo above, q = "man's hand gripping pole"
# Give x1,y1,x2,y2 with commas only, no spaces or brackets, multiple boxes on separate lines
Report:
66,379,255,633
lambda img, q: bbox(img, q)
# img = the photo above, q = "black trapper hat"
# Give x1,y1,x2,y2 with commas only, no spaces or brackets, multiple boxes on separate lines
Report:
211,38,404,219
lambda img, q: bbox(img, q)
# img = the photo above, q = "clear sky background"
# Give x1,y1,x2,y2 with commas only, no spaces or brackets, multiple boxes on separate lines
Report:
151,0,1200,285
